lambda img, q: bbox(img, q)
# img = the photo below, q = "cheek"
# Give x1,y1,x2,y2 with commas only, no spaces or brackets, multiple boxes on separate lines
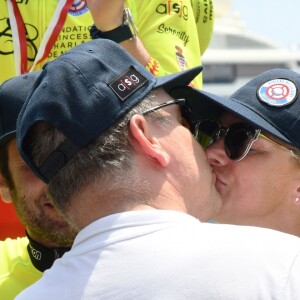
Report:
14,172,47,200
224,164,265,202
26,178,47,196
235,166,279,211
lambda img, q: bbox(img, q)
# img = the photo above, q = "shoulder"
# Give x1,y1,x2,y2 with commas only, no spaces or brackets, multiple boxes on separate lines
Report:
0,236,41,274
0,236,42,275
189,223,300,297
0,237,42,299
202,222,300,251
199,223,300,270
0,236,29,261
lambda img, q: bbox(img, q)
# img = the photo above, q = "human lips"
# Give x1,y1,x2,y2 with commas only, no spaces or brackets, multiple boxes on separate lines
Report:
40,196,53,208
214,173,226,192
211,170,217,184
41,199,67,221
43,202,54,208
40,197,58,213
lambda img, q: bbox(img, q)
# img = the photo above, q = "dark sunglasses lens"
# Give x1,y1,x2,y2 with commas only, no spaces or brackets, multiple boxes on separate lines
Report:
225,124,256,160
195,120,220,148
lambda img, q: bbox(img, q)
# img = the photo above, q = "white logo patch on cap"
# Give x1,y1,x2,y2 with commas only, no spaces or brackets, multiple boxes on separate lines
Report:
257,78,297,107
109,67,148,101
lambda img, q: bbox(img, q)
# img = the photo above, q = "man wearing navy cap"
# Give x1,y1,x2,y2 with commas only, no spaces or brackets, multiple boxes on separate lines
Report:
0,72,79,299
16,40,300,299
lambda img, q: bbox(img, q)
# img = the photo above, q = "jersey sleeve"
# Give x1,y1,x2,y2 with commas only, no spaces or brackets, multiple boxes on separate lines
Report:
127,0,215,89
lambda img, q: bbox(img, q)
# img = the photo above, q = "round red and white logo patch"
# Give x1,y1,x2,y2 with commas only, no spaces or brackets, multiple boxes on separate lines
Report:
69,0,89,16
257,78,297,107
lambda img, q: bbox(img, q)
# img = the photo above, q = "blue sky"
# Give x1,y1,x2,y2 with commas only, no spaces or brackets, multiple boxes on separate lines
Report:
230,0,300,49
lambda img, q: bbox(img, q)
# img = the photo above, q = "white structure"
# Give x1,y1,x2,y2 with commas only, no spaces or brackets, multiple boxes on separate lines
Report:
202,0,300,96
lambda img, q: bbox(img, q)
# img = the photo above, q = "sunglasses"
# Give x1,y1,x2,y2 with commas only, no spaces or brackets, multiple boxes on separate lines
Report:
141,103,296,161
194,119,261,161
141,101,259,161
141,98,186,116
141,101,257,161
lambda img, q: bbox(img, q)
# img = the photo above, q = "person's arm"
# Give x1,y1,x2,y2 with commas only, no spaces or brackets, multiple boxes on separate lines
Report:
86,0,150,67
125,1,209,87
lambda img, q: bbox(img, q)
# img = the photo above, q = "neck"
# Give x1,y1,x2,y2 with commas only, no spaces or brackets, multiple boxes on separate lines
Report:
26,232,71,272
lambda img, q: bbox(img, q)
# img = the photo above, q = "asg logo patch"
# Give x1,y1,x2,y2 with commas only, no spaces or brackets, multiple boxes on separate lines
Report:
109,67,148,101
257,78,297,107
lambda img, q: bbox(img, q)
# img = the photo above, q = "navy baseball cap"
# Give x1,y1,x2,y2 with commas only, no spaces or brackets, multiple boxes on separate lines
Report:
171,68,300,150
17,39,203,183
0,71,41,146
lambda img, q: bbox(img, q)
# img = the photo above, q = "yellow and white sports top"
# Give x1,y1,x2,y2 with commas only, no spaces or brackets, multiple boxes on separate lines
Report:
128,0,214,87
0,237,42,300
0,0,214,88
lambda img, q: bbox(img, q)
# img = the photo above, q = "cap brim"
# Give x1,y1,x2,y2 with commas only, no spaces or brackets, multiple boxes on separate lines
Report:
170,86,292,146
0,131,15,146
154,66,203,92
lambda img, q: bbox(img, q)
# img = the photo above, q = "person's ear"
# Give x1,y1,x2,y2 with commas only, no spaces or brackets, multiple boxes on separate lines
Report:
0,174,12,203
292,183,300,205
128,115,170,167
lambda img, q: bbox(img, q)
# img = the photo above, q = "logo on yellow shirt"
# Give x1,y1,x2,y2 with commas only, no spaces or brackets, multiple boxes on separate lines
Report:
175,45,187,70
69,0,89,16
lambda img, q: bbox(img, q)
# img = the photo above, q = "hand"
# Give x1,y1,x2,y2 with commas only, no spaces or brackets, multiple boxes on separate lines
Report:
86,0,126,31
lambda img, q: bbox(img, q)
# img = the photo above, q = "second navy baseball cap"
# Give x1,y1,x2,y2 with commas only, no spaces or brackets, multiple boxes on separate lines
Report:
171,68,300,150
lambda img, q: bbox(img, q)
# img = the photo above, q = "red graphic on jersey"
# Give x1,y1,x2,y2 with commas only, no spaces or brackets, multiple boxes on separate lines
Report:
146,57,160,76
70,0,87,12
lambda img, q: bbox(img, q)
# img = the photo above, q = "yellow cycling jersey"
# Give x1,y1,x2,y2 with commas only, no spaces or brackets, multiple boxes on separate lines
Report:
0,237,42,300
0,0,214,88
128,0,214,87
0,1,91,82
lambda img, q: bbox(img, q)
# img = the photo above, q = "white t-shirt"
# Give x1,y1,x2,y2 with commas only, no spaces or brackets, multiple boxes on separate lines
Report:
16,210,300,299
